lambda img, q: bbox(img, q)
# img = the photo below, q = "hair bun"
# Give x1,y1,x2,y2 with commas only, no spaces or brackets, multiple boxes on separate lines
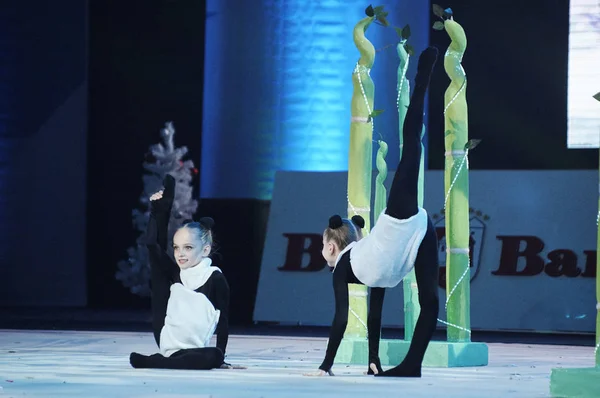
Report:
351,215,365,229
198,217,215,229
328,215,343,229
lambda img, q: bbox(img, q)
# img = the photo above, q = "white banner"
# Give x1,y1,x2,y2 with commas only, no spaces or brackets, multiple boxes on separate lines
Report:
253,170,597,333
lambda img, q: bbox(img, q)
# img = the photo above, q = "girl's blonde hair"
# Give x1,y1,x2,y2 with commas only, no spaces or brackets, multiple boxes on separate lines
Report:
178,217,215,253
323,215,365,251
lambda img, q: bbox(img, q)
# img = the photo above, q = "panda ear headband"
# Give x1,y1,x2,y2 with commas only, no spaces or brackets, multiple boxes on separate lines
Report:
198,217,215,229
351,215,365,229
181,216,215,230
328,214,365,229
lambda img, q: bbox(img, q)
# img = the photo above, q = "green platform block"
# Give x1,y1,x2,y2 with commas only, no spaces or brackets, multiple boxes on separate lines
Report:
337,339,488,367
550,367,600,398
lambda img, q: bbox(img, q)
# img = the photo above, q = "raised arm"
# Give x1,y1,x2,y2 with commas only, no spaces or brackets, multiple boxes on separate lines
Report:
146,175,178,280
148,175,175,251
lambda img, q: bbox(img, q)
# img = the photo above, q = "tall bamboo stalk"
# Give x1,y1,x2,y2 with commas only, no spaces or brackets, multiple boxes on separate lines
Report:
442,17,471,342
344,15,376,339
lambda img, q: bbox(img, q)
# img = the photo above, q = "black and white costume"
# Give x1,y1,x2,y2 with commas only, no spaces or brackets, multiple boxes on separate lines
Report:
159,257,225,358
130,175,229,370
319,47,440,377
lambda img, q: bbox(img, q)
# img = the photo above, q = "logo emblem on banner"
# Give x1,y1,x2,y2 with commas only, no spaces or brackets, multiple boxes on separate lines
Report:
433,208,489,289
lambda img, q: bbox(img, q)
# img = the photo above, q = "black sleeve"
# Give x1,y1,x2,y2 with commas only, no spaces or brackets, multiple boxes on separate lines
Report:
146,214,179,281
318,257,350,372
145,185,179,280
210,272,230,356
153,211,170,253
148,176,175,252
367,287,385,372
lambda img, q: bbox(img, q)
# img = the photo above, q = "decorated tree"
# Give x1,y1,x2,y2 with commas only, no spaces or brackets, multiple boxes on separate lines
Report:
115,121,199,296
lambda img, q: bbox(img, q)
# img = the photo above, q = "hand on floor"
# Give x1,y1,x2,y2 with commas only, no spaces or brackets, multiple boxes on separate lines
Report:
303,369,334,376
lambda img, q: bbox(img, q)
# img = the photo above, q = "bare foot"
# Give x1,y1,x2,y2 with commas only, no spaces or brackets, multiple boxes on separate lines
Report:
370,363,380,375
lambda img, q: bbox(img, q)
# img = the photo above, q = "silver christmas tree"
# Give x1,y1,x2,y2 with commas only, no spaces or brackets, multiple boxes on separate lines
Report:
116,121,199,296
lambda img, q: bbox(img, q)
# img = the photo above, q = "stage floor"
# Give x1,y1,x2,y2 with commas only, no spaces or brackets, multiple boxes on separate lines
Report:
0,329,594,397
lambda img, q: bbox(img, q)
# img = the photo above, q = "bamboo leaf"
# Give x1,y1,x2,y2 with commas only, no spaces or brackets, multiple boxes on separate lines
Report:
594,92,600,102
465,139,482,150
433,21,445,30
365,5,375,17
404,44,415,56
432,4,445,18
377,15,390,27
401,24,411,40
370,109,385,118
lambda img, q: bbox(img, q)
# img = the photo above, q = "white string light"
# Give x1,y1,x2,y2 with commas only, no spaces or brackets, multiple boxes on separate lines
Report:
348,289,369,335
443,149,469,211
354,63,373,116
444,248,470,310
396,53,410,111
349,308,369,336
436,318,472,336
348,62,374,219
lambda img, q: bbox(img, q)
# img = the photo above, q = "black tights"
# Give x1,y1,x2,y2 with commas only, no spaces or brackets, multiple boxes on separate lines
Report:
129,178,223,370
385,47,434,221
375,47,440,377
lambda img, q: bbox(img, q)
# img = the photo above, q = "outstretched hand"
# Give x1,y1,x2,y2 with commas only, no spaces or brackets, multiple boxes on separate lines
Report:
149,190,164,201
303,369,334,377
149,175,175,214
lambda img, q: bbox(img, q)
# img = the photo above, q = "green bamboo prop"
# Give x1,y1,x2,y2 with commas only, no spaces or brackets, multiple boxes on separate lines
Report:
344,5,389,339
344,14,375,340
374,140,388,218
435,7,472,342
347,15,375,232
594,91,600,366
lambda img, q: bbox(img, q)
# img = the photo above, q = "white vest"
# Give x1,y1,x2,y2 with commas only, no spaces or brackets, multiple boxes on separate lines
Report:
349,207,428,288
159,258,222,357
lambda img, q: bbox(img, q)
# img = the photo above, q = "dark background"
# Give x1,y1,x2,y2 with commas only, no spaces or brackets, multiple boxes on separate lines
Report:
87,0,208,310
427,0,597,170
86,0,269,325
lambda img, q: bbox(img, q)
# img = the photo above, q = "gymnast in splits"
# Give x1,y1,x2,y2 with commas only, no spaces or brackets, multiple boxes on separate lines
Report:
310,47,440,378
129,175,231,370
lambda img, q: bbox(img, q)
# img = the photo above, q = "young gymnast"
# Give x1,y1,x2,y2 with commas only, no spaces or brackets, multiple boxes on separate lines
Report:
129,175,231,370
308,46,440,378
